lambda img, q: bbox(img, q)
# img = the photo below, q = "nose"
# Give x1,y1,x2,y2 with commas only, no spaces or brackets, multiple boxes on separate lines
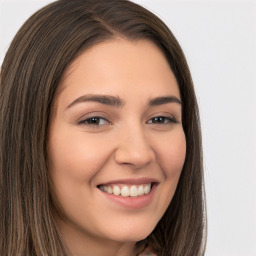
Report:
114,125,156,169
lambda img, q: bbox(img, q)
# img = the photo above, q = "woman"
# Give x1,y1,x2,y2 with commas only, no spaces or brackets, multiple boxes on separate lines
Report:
0,0,206,255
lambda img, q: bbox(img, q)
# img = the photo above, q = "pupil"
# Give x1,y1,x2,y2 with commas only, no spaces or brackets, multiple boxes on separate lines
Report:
89,117,99,124
153,117,165,123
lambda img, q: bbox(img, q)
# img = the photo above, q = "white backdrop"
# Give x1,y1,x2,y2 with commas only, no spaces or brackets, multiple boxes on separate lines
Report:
0,0,255,255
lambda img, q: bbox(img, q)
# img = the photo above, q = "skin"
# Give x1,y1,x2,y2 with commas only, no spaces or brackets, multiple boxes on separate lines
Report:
48,39,186,256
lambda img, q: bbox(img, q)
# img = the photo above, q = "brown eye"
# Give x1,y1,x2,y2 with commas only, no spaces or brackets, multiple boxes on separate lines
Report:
152,117,167,124
147,116,177,124
79,117,110,126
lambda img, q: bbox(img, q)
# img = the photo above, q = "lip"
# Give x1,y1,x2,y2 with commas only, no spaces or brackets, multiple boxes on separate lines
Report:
97,178,159,209
98,177,159,186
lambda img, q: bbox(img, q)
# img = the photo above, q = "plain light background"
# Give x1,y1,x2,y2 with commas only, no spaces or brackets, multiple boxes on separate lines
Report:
0,0,255,255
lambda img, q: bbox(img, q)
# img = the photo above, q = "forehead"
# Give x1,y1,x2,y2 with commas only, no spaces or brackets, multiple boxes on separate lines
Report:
57,38,180,107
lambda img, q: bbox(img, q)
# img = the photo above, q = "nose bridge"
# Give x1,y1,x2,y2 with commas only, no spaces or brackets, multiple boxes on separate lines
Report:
114,120,155,168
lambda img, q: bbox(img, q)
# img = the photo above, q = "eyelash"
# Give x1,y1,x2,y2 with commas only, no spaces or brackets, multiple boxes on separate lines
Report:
78,115,178,127
78,116,111,126
147,116,178,125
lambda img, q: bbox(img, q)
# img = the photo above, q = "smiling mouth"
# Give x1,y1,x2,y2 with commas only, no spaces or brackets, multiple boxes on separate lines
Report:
97,183,156,197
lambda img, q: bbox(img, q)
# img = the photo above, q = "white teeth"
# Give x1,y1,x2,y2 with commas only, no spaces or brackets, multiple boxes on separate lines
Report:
113,185,121,195
107,186,113,194
121,186,130,197
138,185,144,196
129,185,138,197
144,184,151,194
99,183,153,197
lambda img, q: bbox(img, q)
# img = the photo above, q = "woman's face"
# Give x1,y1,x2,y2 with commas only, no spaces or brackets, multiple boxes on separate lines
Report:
48,39,186,251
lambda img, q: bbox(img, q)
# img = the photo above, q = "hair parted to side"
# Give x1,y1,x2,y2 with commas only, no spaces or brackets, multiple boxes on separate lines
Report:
0,0,206,255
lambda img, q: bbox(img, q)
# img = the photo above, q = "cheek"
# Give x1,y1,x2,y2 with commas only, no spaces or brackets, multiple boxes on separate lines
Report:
47,128,116,214
48,128,112,181
150,128,186,217
47,128,115,219
156,129,186,178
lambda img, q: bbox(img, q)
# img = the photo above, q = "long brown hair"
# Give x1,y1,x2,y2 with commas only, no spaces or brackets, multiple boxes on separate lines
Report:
0,0,206,255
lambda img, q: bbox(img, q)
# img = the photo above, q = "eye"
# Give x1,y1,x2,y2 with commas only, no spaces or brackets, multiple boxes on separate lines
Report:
78,116,111,126
147,116,178,125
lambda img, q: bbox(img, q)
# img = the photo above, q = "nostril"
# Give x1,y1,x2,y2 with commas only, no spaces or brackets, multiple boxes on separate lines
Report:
114,145,155,168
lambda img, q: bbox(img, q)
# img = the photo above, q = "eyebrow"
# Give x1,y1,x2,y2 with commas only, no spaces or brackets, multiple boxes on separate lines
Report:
66,94,124,109
66,94,181,110
149,96,181,106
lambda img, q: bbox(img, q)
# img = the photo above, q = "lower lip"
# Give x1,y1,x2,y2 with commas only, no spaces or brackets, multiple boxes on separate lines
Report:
98,184,157,209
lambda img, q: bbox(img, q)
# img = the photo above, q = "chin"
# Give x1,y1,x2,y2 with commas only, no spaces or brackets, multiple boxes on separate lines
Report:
104,223,155,243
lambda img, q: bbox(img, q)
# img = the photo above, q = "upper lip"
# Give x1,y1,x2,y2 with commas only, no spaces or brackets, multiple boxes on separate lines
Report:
98,177,159,186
